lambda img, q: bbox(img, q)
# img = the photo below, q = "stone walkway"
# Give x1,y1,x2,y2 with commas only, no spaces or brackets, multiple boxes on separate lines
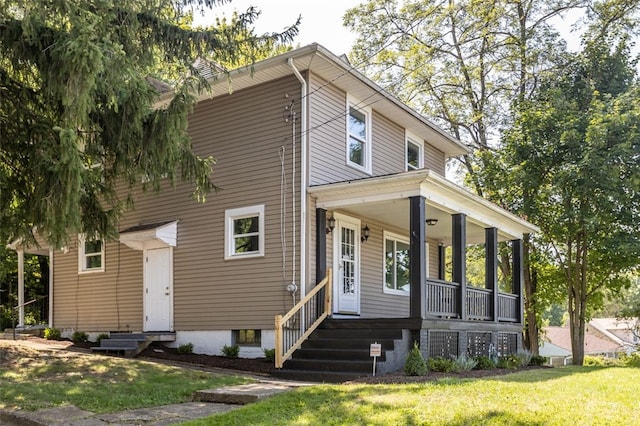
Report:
0,379,310,425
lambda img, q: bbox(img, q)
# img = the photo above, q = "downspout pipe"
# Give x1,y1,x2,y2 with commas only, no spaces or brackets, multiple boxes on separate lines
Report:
288,58,307,302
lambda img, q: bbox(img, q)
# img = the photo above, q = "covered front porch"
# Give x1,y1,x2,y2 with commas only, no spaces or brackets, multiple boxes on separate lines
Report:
310,170,537,354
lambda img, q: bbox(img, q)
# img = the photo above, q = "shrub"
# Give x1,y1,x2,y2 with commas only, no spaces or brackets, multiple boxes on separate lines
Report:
95,333,110,345
222,344,240,358
263,348,276,362
473,355,496,370
583,355,622,367
44,327,61,341
497,355,520,369
177,343,194,354
71,331,89,343
404,343,428,376
529,354,547,366
452,355,477,372
623,352,640,368
427,357,458,373
516,350,533,367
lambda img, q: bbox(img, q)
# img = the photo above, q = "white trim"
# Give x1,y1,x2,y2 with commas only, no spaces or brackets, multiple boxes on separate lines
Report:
405,131,424,171
77,235,105,273
382,231,411,297
119,221,178,251
224,205,265,260
346,95,372,174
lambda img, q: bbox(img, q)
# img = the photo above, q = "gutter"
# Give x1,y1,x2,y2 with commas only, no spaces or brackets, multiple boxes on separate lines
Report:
288,58,308,301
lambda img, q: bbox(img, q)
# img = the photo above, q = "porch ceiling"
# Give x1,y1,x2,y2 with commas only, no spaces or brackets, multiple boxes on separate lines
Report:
309,170,539,244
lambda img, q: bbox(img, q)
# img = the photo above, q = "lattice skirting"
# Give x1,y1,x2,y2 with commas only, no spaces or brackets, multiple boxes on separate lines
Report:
420,329,521,359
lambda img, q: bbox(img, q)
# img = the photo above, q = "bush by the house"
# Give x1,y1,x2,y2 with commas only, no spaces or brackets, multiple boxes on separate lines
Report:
583,355,622,367
95,333,109,345
72,331,89,343
222,344,240,358
44,327,61,341
427,357,458,373
404,343,428,376
623,352,640,368
497,355,520,369
263,348,275,362
516,350,533,367
452,355,477,372
177,343,194,354
529,354,547,366
473,355,496,370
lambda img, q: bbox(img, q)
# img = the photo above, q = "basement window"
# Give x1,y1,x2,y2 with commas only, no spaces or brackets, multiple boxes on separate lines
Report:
233,329,261,346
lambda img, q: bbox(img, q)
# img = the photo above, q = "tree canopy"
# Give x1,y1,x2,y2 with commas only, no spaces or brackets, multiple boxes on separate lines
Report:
0,0,298,248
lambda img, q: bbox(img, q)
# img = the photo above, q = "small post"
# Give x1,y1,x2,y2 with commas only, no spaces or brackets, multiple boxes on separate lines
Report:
370,341,382,376
274,314,283,369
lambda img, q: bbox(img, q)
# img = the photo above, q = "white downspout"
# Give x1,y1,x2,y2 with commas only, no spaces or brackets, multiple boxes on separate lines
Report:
49,248,54,328
17,249,24,328
288,58,307,303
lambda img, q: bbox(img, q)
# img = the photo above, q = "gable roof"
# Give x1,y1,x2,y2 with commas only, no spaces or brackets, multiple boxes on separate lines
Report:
156,43,470,158
543,326,625,355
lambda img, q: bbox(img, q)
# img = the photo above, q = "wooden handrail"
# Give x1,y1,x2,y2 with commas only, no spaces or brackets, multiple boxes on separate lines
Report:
275,269,332,369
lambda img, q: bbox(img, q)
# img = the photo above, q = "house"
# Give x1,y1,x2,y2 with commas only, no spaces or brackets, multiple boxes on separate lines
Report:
9,44,537,374
541,322,631,366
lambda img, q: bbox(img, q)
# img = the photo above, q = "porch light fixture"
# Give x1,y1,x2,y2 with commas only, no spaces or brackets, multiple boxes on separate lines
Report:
361,225,370,242
426,218,438,226
326,215,336,234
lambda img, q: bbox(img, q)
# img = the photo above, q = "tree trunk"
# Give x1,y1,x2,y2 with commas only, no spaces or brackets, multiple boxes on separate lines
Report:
568,286,586,365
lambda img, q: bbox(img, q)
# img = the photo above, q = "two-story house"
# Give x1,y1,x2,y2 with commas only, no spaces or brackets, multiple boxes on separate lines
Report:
11,44,537,378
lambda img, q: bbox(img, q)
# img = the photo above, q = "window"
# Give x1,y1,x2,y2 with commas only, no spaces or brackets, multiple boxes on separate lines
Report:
234,329,261,346
225,205,265,259
406,132,424,171
384,232,410,295
346,97,372,173
78,235,104,273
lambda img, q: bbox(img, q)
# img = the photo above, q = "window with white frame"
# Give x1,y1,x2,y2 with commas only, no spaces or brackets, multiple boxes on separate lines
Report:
384,232,410,295
346,97,372,173
225,205,265,259
78,235,105,273
406,132,424,171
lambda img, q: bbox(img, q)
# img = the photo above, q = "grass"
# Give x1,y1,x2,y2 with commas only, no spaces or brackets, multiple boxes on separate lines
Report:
0,342,251,413
183,366,640,425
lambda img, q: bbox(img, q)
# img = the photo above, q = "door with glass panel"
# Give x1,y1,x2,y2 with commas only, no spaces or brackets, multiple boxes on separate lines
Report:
333,215,360,314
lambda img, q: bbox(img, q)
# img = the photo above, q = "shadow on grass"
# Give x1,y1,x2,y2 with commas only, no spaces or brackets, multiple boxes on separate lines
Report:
485,365,612,383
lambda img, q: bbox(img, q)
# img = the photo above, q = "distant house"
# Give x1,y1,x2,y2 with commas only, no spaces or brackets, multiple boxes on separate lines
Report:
541,319,636,366
10,44,538,375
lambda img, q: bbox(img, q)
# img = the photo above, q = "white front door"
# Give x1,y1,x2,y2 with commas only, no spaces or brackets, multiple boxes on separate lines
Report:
144,247,173,331
333,214,360,314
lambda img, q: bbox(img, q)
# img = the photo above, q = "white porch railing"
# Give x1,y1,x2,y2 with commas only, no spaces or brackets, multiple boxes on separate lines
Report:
274,269,332,369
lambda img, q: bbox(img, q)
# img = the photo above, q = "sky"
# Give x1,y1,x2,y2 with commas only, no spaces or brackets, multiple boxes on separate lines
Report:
192,0,362,55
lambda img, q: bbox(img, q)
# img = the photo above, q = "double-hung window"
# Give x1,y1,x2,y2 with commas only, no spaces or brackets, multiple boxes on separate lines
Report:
78,235,105,273
384,232,410,295
346,97,372,173
406,132,424,171
225,205,265,259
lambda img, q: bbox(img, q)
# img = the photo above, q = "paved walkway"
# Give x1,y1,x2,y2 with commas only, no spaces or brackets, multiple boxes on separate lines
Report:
0,379,309,425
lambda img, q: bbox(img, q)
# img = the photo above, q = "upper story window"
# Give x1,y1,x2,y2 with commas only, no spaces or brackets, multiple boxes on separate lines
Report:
406,132,424,171
225,205,265,260
78,235,105,273
346,97,372,173
384,232,410,295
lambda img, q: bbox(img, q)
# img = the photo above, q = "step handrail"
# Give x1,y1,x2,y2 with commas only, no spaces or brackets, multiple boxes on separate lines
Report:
274,269,332,369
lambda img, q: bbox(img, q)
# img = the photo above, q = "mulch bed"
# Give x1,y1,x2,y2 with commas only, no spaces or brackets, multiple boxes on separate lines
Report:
31,337,545,384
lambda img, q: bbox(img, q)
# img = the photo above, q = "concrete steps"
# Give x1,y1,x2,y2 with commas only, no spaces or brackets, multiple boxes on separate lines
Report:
91,332,175,358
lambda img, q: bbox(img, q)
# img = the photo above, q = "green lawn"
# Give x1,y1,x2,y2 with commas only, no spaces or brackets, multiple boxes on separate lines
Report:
184,366,640,425
0,343,251,413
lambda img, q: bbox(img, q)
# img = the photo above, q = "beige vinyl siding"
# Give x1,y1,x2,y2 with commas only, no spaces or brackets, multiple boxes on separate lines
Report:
53,241,142,331
52,75,304,331
425,143,446,176
372,111,405,176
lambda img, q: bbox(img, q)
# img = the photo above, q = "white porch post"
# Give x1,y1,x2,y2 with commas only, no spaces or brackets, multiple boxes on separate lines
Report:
17,249,25,328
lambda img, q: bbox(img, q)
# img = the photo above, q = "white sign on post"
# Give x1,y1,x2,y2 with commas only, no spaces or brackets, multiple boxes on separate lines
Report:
370,342,382,376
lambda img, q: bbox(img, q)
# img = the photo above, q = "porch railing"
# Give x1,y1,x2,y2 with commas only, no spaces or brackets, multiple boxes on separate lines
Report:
425,280,520,323
497,293,519,322
424,279,459,318
467,287,492,320
274,269,332,369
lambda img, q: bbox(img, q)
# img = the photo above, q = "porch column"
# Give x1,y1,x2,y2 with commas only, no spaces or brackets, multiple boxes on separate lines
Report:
438,244,446,281
485,228,499,322
315,208,327,315
452,214,467,320
512,239,524,323
17,249,25,328
409,196,426,319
